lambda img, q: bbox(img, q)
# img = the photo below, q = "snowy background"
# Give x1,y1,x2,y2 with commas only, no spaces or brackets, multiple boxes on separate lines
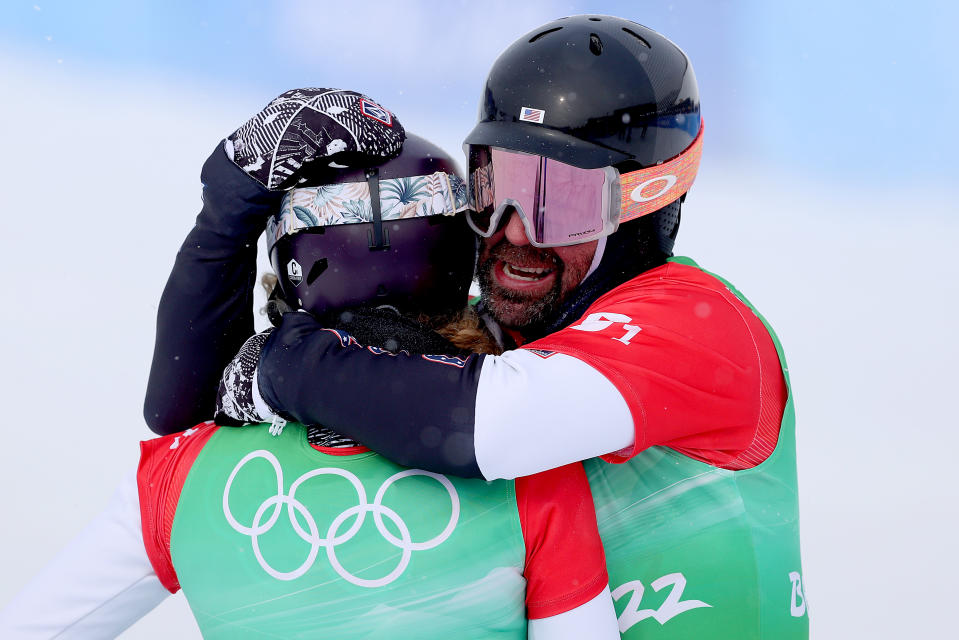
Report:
1,1,957,638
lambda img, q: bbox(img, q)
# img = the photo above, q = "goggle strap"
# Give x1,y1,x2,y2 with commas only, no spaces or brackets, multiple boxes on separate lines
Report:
366,167,389,250
437,172,455,216
619,121,704,223
270,172,466,255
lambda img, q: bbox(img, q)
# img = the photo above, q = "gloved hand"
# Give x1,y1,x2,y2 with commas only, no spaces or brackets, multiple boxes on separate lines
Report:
225,88,406,190
215,329,277,425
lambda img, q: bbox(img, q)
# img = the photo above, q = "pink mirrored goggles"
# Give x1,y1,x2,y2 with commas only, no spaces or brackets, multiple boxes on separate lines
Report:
466,123,703,247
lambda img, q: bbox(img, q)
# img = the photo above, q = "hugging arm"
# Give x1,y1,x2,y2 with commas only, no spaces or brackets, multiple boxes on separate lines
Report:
144,88,406,435
255,313,634,480
252,263,780,480
144,143,279,435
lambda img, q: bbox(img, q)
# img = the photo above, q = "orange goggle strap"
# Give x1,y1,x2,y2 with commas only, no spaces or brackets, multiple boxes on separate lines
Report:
619,121,704,224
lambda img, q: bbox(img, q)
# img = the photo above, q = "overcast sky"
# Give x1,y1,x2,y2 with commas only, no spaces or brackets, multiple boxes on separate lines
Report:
0,2,956,638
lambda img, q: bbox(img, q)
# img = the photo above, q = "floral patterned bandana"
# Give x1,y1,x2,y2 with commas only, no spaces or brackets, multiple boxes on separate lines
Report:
267,172,469,253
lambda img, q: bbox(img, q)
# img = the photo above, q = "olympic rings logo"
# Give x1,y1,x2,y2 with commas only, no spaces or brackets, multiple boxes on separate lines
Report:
223,450,460,588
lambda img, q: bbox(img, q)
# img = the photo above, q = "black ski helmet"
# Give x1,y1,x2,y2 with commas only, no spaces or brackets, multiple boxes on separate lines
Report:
267,133,475,318
466,14,700,170
464,15,701,251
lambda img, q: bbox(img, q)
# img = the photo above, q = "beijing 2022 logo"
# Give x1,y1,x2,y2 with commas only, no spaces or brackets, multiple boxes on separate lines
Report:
223,450,460,588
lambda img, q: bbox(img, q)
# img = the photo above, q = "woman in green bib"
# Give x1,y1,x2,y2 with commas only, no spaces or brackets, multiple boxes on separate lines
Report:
0,96,619,639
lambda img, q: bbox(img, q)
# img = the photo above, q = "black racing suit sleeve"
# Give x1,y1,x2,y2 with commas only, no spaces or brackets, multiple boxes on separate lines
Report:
143,143,282,435
259,312,486,477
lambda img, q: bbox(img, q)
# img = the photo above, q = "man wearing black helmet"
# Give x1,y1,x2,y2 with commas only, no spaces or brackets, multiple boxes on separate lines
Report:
213,17,808,639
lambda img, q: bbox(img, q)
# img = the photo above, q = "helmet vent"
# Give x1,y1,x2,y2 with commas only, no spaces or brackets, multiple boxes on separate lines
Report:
589,33,603,55
622,27,652,48
529,26,562,43
307,258,329,286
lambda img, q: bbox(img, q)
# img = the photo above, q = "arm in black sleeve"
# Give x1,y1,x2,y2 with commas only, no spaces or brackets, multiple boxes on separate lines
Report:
258,312,486,477
143,143,282,434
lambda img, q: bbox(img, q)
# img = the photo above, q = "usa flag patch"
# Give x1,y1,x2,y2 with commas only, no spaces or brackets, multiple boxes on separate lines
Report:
359,98,393,127
525,348,557,359
519,107,546,124
421,353,469,368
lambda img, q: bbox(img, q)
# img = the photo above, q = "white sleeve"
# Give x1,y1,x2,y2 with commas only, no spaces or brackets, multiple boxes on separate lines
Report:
0,469,170,639
474,350,634,479
528,584,620,640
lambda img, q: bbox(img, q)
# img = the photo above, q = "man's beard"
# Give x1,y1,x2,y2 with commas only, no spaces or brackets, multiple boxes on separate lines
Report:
475,240,564,330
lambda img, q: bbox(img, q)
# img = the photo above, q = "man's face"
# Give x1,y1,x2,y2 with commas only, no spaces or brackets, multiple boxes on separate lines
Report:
476,211,597,330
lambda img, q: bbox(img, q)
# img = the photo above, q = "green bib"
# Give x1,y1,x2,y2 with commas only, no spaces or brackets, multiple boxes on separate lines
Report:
586,257,809,639
170,423,527,639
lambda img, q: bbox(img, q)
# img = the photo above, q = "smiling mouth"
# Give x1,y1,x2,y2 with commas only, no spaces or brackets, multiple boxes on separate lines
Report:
502,263,554,281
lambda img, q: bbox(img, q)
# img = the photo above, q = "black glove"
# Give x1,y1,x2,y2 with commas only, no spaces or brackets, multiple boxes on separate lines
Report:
226,88,406,190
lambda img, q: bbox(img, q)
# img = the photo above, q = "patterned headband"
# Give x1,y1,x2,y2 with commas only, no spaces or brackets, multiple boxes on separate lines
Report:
267,172,469,253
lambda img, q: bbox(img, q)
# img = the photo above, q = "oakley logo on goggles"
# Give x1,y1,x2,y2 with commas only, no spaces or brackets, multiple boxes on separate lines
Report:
267,171,469,254
466,123,704,247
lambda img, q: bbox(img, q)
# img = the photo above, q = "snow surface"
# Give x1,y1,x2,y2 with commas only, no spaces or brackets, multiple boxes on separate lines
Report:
1,6,958,638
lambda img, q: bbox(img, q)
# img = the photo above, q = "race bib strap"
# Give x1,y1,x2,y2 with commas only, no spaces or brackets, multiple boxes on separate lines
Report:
137,423,219,592
517,463,609,619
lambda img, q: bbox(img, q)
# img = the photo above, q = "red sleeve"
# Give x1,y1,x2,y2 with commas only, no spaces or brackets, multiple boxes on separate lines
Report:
516,463,608,619
137,422,219,593
524,261,787,470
